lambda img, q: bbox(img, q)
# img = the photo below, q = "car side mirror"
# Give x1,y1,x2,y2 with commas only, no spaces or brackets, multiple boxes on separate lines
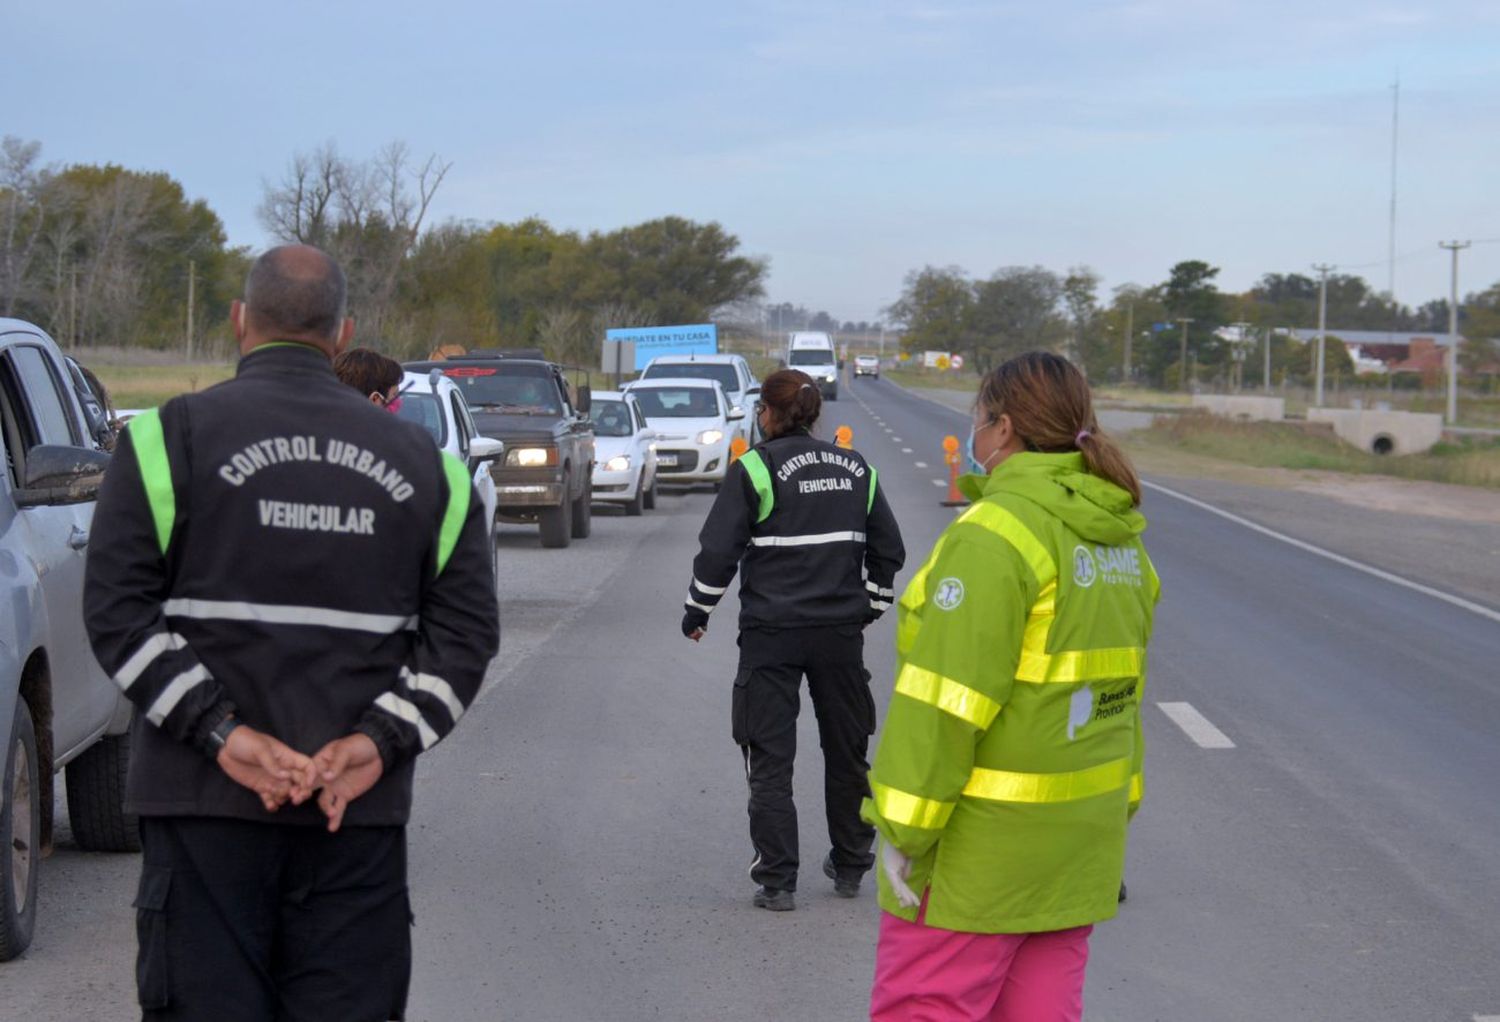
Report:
726,407,746,421
15,445,112,507
576,384,591,414
469,436,505,464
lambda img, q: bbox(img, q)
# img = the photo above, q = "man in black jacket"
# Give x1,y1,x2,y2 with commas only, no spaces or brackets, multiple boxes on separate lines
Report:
682,369,904,911
84,245,499,1020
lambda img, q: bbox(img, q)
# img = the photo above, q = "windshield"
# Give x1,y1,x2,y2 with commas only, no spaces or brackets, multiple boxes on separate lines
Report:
789,349,834,366
642,362,740,394
589,399,635,437
439,365,560,414
395,393,446,446
633,386,721,419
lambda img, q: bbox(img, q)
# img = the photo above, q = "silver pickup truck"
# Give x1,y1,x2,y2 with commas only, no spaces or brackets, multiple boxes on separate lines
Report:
0,318,131,961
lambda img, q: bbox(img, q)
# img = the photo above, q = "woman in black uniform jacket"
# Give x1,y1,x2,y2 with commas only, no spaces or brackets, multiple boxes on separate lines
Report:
681,369,905,911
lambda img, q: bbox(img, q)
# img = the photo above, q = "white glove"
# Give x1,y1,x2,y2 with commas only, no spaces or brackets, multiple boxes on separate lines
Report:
881,841,920,908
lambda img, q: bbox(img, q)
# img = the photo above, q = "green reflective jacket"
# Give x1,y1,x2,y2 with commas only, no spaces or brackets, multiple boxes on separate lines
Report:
862,452,1161,934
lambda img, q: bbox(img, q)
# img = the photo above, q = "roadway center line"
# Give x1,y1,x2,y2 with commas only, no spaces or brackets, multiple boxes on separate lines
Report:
1157,701,1235,749
1144,480,1500,625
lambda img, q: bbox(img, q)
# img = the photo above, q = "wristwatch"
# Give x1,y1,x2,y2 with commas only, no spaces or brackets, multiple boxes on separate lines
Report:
207,715,241,755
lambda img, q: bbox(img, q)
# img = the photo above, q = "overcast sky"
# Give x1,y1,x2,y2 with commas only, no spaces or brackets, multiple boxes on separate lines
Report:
5,1,1498,322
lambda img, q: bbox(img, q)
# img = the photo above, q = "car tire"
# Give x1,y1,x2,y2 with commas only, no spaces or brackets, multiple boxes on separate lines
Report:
1,698,40,962
539,476,573,549
642,477,657,510
570,476,592,539
65,732,139,853
624,473,645,517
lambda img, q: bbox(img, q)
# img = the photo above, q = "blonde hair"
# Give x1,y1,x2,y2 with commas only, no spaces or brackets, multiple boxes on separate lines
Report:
975,351,1142,506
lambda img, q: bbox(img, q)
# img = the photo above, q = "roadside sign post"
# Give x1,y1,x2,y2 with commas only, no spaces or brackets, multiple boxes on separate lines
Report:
601,339,636,390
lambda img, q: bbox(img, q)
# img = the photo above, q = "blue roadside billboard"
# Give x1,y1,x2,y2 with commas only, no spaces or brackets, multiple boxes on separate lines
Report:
607,324,718,370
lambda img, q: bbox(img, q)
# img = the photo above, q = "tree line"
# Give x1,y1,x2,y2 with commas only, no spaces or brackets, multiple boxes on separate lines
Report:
1,138,768,361
886,260,1500,388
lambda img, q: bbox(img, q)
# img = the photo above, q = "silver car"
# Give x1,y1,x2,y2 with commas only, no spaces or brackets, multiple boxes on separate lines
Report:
0,319,133,961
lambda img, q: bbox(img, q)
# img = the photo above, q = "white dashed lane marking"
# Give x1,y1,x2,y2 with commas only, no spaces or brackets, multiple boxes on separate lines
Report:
1158,702,1235,749
892,436,903,442
914,461,928,468
902,448,913,454
931,479,947,487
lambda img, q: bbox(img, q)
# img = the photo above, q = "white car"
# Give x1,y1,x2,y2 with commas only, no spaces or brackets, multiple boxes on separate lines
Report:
638,353,760,445
625,377,745,487
394,370,503,566
853,355,880,378
588,390,658,515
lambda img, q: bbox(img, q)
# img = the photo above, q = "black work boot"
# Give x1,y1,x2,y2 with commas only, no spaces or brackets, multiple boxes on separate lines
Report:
822,853,861,898
753,886,795,912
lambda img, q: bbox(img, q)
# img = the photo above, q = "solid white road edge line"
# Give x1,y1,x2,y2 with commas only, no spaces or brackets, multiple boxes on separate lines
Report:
1158,702,1236,749
1144,480,1500,625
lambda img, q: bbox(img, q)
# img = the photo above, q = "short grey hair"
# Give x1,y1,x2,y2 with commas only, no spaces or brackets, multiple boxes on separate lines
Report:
244,245,347,340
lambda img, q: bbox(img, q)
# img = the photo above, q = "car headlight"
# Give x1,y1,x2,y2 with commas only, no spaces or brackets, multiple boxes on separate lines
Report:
824,374,836,383
507,446,556,467
697,429,724,445
604,454,631,472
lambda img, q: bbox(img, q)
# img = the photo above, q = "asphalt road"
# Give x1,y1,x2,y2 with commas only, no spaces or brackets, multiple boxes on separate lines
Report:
6,373,1499,1021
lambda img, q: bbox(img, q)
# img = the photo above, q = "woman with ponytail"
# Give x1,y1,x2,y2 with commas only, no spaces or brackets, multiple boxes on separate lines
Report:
681,369,905,912
864,351,1160,1021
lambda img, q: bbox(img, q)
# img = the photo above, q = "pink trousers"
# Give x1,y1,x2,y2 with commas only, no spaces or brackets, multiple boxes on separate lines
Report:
870,907,1093,1022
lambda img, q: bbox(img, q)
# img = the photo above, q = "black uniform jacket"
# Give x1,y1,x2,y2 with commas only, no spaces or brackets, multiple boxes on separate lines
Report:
686,430,905,631
84,343,499,826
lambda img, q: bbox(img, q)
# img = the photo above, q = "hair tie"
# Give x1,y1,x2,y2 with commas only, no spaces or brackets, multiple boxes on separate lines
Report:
800,383,813,391
1075,429,1091,444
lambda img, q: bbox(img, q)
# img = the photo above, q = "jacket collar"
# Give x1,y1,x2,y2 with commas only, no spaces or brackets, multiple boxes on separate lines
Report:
236,342,337,379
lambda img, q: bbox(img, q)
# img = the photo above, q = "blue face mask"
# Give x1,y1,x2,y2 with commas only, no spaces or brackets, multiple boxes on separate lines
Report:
965,424,996,475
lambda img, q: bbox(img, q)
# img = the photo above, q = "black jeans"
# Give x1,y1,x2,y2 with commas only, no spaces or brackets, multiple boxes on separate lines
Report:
135,817,410,1021
733,624,877,892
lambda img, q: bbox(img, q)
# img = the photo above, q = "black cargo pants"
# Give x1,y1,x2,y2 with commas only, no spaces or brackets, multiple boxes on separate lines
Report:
733,624,877,892
134,817,411,1022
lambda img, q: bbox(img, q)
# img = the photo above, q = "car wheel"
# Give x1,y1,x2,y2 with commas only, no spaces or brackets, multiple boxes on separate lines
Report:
539,475,573,548
1,698,40,962
642,476,657,510
65,733,139,853
624,473,645,516
570,476,592,539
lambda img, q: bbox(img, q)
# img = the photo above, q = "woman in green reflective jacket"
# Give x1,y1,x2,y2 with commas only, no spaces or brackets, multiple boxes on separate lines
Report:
864,351,1161,1022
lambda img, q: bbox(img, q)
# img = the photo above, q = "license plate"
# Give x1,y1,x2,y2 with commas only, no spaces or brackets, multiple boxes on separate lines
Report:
657,453,678,466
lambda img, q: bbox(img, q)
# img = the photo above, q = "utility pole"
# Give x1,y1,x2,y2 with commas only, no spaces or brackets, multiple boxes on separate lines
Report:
1440,240,1471,425
1263,326,1273,394
1312,263,1334,407
1229,321,1251,392
1122,302,1134,381
185,259,196,360
1176,318,1193,392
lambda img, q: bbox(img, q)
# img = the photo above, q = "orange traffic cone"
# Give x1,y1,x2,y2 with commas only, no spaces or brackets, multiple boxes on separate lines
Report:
940,435,968,507
835,425,853,449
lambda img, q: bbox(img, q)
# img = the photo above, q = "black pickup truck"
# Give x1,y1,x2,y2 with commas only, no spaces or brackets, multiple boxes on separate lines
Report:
405,352,595,548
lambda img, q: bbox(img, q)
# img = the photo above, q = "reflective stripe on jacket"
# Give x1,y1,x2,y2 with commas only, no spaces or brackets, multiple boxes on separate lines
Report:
863,451,1160,934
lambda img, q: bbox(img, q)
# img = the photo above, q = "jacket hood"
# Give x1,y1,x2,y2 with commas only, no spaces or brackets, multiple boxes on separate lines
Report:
960,452,1144,545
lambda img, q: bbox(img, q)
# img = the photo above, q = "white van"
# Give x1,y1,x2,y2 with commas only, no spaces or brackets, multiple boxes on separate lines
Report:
786,332,839,400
